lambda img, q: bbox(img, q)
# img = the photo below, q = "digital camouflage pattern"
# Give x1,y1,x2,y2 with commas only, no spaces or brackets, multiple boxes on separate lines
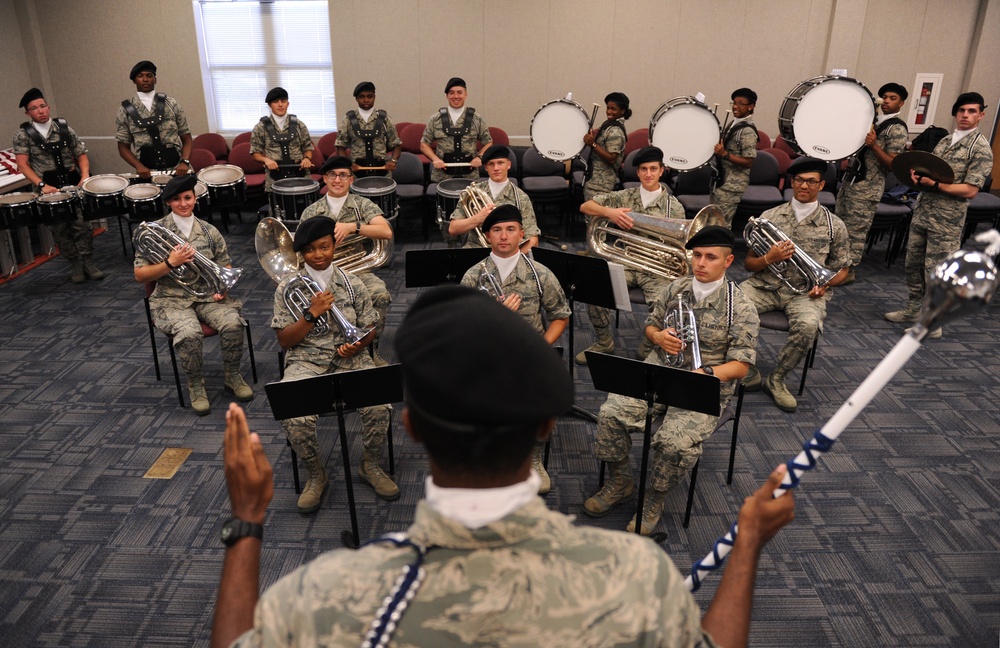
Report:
335,111,402,170
710,117,758,225
460,256,570,336
448,180,539,247
583,119,627,200
421,109,491,183
115,95,189,153
250,117,314,191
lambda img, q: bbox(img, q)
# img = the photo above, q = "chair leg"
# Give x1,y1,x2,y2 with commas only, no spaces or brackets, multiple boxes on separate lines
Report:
166,339,185,407
386,417,395,475
727,384,746,485
798,335,818,396
683,459,700,528
598,460,606,487
287,440,301,494
244,321,258,383
543,438,551,469
145,300,161,381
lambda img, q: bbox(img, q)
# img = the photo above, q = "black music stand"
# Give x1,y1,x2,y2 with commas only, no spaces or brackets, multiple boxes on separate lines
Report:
405,248,490,287
585,351,719,536
264,363,404,548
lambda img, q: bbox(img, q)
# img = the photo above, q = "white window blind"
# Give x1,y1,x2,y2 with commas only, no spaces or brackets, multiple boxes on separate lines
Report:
194,0,336,133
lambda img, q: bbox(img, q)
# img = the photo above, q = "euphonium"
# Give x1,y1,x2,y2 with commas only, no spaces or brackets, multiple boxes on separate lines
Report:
458,183,494,247
743,217,837,294
330,230,393,274
133,221,242,298
662,295,702,369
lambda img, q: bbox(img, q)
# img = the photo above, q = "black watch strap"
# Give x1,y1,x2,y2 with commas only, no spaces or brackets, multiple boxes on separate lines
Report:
303,310,317,324
702,365,714,376
221,517,264,546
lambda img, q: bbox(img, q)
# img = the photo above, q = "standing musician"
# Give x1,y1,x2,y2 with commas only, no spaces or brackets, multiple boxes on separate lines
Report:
836,82,909,285
741,157,850,413
14,87,101,284
582,92,630,201
133,175,253,416
586,226,759,535
334,81,402,178
885,92,993,339
115,60,192,179
270,217,399,513
250,87,315,193
420,77,492,184
213,286,795,648
711,88,759,227
460,204,570,494
576,146,687,365
299,156,392,365
447,144,540,250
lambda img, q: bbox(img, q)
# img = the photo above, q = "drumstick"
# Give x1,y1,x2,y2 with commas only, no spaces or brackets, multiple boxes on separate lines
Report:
712,102,719,116
588,103,601,130
355,166,388,171
442,162,474,168
719,110,732,140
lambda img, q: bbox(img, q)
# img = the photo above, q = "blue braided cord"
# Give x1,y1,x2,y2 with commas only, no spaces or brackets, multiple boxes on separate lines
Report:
784,429,837,491
360,535,428,648
688,521,737,592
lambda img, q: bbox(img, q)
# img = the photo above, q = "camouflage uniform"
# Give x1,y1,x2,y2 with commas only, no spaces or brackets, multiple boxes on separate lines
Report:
460,255,570,335
231,498,719,647
595,277,758,492
271,268,388,467
13,121,92,262
709,117,758,225
583,118,627,201
299,194,391,338
902,130,993,308
334,111,402,178
249,116,314,191
448,180,540,247
739,202,850,381
114,95,189,170
134,215,244,382
835,117,908,267
421,109,491,183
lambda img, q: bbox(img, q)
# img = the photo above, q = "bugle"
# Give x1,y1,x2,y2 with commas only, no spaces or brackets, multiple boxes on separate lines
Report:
133,221,241,298
744,217,837,294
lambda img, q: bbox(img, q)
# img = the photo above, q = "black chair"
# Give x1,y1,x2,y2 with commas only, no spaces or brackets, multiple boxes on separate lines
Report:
865,173,913,267
757,310,818,396
674,165,715,218
521,147,570,225
734,150,784,234
393,152,428,238
962,175,1000,245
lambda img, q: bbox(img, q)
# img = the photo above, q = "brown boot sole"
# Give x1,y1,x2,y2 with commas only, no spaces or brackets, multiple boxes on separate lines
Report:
224,384,254,402
358,471,401,501
582,485,635,518
761,377,797,413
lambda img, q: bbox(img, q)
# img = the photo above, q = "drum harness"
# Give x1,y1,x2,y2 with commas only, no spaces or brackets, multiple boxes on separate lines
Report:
347,109,389,169
439,107,477,174
843,117,907,184
712,120,758,190
261,115,305,182
584,118,627,182
21,118,80,187
122,94,180,170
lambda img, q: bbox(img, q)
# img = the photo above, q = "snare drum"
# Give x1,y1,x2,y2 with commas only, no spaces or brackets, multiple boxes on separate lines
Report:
122,184,164,222
0,192,39,229
778,75,876,161
36,191,80,225
269,177,319,221
351,177,398,220
649,96,721,171
197,165,247,208
530,99,591,162
151,174,174,189
435,178,475,226
79,174,130,218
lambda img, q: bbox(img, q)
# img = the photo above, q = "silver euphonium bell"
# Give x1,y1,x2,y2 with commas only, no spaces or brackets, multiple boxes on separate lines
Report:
133,221,242,298
662,295,702,369
458,183,495,247
744,217,837,294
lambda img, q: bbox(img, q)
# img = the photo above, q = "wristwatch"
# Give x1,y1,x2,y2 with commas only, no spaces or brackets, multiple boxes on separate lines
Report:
303,310,318,324
220,517,263,546
180,158,191,166
702,365,715,376
38,182,46,189
355,220,362,234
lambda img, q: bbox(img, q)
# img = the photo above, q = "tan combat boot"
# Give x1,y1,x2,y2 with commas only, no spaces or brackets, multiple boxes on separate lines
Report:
583,460,636,517
575,333,615,365
188,377,211,416
69,261,85,284
626,490,666,535
532,446,551,495
358,450,400,501
81,256,104,280
884,302,921,323
762,373,797,412
224,368,254,402
297,462,328,514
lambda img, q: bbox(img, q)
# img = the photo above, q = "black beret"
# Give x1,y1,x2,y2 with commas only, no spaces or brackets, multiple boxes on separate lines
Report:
397,286,573,427
445,77,466,93
481,204,522,232
480,145,511,164
292,217,337,252
129,60,156,80
633,146,664,166
19,88,44,110
162,174,198,202
732,87,757,104
686,225,736,250
787,156,828,177
877,83,908,102
605,92,630,108
319,155,353,175
952,92,986,116
353,81,375,96
265,87,288,104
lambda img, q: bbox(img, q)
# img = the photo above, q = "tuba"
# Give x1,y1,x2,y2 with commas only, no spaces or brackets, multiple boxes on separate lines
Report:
662,295,702,369
458,183,494,247
743,217,837,294
133,221,242,298
587,204,725,280
254,217,374,344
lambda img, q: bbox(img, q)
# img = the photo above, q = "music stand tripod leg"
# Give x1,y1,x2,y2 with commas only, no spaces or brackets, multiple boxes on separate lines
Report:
335,397,361,549
633,392,657,535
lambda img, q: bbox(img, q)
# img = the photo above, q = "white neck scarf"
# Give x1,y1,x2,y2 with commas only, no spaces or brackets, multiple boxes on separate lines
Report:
137,91,155,111
487,179,509,199
32,120,53,139
640,185,663,209
447,106,465,125
876,111,900,125
325,193,348,217
952,128,975,145
305,264,335,292
424,471,542,529
171,213,195,239
490,252,519,282
691,276,725,303
270,112,289,131
357,107,375,122
790,198,818,223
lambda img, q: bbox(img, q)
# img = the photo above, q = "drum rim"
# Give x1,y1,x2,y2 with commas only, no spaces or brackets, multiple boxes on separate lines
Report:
124,184,163,199
778,76,875,160
351,176,397,196
37,192,78,203
271,177,320,195
436,178,475,197
649,99,721,170
0,192,39,205
530,99,590,162
197,164,246,185
80,174,130,195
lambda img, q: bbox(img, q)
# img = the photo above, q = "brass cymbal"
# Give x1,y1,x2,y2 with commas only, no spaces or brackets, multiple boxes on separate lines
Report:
891,151,955,189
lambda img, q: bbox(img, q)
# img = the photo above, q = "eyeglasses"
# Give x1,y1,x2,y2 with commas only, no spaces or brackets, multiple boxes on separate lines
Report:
324,172,352,180
731,101,753,108
791,176,822,187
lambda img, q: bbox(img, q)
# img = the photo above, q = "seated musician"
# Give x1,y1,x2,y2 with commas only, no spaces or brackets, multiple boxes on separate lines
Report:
419,77,492,183
582,91,631,201
577,145,687,364
447,144,539,250
334,81,402,178
115,60,192,178
460,204,570,493
586,226,759,535
299,155,392,365
711,87,759,227
133,174,252,416
250,87,314,193
740,157,850,412
270,217,398,513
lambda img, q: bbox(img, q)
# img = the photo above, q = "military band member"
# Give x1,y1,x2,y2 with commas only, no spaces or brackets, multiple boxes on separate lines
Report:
836,82,909,284
115,60,192,178
334,81,402,178
14,88,101,284
460,205,570,494
576,146,686,364
133,175,252,416
250,87,314,192
270,217,398,513
884,92,993,339
711,88,759,226
582,92,631,201
447,144,540,250
741,157,850,412
420,77,492,183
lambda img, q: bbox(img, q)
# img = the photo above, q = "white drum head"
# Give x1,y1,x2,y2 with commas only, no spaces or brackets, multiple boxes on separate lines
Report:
152,174,173,186
198,164,245,186
37,192,76,205
650,102,720,170
0,192,37,207
194,181,209,199
271,177,319,195
124,184,162,200
790,79,874,160
351,177,397,197
80,174,129,195
530,100,590,161
437,178,474,198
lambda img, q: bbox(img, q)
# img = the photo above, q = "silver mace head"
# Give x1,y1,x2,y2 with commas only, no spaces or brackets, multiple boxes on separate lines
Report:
911,247,999,340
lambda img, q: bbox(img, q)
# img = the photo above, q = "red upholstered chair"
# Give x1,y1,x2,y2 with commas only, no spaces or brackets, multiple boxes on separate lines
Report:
773,135,799,160
232,132,253,148
762,146,792,176
317,132,339,159
192,132,230,162
488,126,510,147
756,129,772,150
309,147,326,183
189,148,217,173
228,142,266,202
623,128,649,157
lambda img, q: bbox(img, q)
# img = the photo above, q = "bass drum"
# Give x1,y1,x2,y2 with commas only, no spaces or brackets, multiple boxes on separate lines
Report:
351,176,398,221
778,75,876,161
649,97,721,171
269,177,319,221
529,99,591,162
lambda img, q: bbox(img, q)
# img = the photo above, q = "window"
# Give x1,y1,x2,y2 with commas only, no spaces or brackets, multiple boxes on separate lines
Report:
193,0,336,134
